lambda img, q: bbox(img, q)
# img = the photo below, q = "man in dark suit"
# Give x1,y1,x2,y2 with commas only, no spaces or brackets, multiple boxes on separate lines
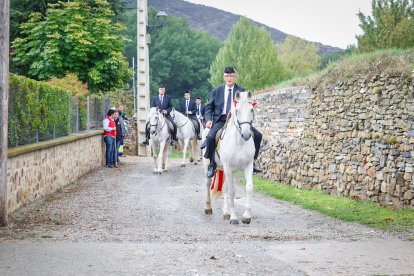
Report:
202,67,263,177
178,90,201,140
143,84,177,146
195,97,206,123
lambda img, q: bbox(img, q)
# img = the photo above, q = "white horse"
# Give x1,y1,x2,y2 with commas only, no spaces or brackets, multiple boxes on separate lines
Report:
170,108,199,167
148,107,171,174
202,91,256,224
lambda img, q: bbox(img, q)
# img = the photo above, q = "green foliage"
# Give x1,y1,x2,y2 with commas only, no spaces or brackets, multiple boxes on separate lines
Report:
12,0,132,93
47,73,90,97
357,0,414,52
277,35,320,78
146,9,222,100
8,74,71,147
252,176,414,232
319,46,354,70
209,17,287,91
10,0,126,44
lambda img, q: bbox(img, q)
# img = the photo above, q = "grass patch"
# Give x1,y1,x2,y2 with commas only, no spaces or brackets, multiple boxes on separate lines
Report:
251,176,414,232
41,234,53,239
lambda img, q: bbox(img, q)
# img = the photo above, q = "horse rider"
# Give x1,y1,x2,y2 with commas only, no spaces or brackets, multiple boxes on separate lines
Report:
178,90,202,140
195,96,206,127
143,83,178,147
201,67,263,178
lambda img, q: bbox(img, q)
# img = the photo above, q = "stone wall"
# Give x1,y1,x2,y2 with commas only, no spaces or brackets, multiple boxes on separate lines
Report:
7,130,104,214
255,73,414,208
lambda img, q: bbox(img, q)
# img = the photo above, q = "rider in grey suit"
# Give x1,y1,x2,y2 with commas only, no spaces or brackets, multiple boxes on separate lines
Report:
143,84,177,146
202,67,263,178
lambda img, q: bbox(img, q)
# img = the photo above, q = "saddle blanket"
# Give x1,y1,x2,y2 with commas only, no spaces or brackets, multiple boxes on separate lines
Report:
210,169,224,199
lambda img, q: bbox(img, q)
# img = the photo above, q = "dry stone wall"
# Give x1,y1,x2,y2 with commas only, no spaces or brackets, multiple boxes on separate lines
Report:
255,73,414,208
7,131,104,214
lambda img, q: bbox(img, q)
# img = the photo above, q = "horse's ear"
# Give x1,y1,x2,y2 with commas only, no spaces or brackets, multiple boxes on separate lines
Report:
247,91,252,99
156,107,159,112
235,91,241,100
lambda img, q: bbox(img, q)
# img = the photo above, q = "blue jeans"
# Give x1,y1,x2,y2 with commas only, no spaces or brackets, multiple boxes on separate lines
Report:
104,136,116,165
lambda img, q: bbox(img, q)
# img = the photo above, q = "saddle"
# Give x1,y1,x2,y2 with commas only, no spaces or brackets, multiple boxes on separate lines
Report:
165,117,175,135
190,118,200,134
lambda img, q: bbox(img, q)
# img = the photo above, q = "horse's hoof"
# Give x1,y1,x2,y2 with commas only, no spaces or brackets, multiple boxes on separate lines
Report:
205,209,213,215
230,219,239,225
242,217,251,224
181,164,185,167
223,214,230,220
190,157,194,163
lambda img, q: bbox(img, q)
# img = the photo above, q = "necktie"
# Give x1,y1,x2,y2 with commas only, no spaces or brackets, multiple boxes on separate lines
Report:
186,100,189,113
226,88,232,114
160,96,163,105
197,105,200,115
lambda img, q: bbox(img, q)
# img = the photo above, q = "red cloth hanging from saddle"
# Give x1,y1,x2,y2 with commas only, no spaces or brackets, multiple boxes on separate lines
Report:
210,169,224,192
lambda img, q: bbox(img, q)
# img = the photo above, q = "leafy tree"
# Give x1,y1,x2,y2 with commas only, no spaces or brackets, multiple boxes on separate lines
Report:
277,36,320,77
10,0,125,43
356,0,414,52
209,17,287,91
147,8,222,101
12,0,132,93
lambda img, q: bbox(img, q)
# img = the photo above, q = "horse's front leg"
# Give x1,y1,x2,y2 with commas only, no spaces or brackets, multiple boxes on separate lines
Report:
242,162,254,224
156,142,166,174
190,139,198,165
163,144,170,172
224,167,238,224
181,138,189,167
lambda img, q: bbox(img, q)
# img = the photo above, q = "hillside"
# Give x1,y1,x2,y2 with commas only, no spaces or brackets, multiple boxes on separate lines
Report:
123,0,341,55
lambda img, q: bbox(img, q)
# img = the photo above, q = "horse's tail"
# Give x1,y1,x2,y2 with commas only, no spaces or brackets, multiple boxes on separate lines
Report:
210,170,224,199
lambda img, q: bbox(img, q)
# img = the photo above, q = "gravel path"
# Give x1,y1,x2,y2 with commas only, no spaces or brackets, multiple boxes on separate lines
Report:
0,156,413,275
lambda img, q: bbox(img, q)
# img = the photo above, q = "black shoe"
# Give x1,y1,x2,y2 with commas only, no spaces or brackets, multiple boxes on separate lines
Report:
142,139,149,145
207,163,216,178
170,140,176,147
197,135,202,140
253,165,263,173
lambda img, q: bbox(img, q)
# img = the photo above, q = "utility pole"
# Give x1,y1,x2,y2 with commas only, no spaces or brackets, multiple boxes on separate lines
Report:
0,0,10,226
132,57,136,116
136,0,150,156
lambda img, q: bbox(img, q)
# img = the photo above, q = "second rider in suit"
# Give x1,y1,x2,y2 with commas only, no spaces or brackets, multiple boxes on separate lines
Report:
178,90,202,140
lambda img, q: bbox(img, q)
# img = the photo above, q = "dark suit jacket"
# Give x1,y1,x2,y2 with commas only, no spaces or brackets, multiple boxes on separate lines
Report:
195,104,206,117
178,99,197,116
205,84,244,123
151,94,173,114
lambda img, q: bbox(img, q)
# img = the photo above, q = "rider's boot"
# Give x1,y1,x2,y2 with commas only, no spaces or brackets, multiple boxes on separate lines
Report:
143,139,149,145
207,161,216,178
253,162,263,173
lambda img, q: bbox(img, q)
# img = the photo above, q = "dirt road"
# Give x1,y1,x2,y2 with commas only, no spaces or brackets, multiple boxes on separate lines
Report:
0,156,413,275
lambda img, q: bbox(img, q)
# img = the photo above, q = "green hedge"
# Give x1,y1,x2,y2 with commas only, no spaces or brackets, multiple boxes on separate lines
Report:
8,74,72,147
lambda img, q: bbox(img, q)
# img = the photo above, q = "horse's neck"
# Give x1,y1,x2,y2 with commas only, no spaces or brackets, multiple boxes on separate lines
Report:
176,113,187,124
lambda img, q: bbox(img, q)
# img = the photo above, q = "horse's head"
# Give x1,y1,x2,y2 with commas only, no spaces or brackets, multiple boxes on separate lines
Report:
170,107,176,122
149,107,161,135
233,91,254,141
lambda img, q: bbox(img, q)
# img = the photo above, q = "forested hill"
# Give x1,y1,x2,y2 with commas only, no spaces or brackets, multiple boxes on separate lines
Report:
124,0,341,55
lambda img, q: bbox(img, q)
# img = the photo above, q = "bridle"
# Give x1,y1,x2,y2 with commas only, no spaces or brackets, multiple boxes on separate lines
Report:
150,111,166,136
233,103,254,137
171,109,190,128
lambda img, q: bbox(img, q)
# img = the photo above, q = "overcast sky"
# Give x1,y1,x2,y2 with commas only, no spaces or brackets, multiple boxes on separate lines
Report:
184,0,373,49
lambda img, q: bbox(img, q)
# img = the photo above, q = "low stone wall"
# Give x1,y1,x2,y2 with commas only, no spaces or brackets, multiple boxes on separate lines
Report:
7,130,104,214
255,73,414,208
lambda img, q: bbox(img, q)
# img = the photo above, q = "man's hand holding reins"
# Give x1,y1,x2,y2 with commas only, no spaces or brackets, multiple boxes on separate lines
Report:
206,120,212,129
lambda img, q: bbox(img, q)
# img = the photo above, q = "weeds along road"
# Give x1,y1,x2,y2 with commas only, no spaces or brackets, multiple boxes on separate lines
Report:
0,156,413,275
